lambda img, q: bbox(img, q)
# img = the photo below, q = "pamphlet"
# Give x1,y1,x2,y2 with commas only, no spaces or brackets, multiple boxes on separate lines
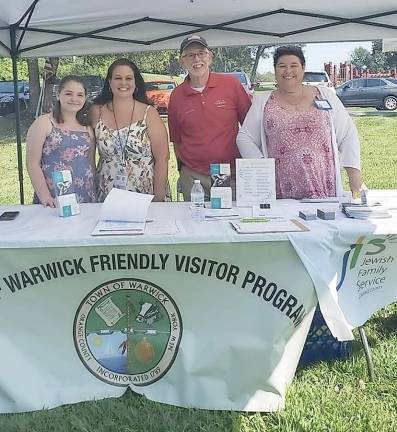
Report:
91,189,154,236
235,158,276,207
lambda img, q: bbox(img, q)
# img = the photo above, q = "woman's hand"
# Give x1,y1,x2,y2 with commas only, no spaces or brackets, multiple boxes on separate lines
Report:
345,167,363,199
40,195,57,208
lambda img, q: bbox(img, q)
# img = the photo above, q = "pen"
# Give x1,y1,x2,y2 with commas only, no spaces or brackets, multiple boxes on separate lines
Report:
240,217,269,223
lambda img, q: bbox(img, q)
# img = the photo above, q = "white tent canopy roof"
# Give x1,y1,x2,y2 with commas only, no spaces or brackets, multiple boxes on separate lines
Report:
0,1,397,57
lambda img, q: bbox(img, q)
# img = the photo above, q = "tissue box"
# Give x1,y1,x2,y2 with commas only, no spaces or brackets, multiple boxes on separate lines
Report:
52,170,80,217
210,163,232,208
211,187,232,209
210,163,231,187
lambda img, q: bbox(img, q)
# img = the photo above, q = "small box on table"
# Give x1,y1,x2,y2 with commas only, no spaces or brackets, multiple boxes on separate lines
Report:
52,170,80,217
299,210,317,221
316,208,335,220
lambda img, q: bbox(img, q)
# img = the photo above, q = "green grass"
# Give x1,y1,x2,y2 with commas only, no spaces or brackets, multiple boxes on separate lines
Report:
0,113,396,431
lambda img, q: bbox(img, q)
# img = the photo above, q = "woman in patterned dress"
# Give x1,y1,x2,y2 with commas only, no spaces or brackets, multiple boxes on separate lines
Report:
26,75,96,207
90,58,169,202
237,46,363,199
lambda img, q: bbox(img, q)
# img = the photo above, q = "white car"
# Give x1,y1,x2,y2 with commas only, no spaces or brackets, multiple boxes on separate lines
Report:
219,71,255,98
303,70,335,93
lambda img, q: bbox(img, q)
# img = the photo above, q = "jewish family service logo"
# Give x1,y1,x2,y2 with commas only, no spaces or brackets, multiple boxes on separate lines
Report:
74,278,182,386
337,234,397,290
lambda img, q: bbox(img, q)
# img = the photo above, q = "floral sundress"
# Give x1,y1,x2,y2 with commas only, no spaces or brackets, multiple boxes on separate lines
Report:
95,106,170,202
34,120,96,203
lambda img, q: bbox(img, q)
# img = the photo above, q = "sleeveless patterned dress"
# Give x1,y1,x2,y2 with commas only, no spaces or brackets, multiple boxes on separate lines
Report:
33,120,96,203
264,93,336,199
95,105,170,202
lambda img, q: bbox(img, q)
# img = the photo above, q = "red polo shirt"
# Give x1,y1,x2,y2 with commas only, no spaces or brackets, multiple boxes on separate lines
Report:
168,72,251,175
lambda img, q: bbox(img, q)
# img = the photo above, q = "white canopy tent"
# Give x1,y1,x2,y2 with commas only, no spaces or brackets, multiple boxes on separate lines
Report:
1,0,397,202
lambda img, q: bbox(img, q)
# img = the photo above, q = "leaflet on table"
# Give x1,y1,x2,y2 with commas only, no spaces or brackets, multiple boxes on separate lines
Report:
92,188,154,236
235,158,276,207
230,219,308,234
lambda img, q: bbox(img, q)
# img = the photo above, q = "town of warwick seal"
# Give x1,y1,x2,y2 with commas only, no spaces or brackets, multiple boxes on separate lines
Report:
73,278,182,386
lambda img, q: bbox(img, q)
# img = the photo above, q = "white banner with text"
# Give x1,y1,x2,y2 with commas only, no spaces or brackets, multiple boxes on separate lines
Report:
0,241,316,413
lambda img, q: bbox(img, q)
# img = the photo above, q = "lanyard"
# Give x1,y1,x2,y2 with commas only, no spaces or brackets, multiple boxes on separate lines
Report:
112,100,135,163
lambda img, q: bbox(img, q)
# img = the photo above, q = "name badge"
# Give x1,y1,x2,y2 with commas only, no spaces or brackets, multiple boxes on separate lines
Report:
314,99,332,110
114,173,128,190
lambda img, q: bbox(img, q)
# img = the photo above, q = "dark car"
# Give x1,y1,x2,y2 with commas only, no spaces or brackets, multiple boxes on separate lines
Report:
82,75,105,101
0,80,30,116
336,77,397,111
52,75,104,102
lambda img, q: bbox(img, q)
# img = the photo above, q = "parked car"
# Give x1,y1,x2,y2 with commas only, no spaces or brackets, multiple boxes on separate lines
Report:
145,80,177,115
303,70,335,92
52,75,104,102
0,80,29,116
336,77,397,111
218,71,255,98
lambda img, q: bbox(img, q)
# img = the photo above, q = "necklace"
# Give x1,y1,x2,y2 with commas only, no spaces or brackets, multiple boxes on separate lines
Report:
111,100,136,160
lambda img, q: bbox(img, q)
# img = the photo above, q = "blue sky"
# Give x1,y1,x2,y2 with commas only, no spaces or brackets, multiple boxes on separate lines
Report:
258,41,372,73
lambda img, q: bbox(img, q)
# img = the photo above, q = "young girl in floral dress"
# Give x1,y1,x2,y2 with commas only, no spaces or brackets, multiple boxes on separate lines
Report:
26,75,96,206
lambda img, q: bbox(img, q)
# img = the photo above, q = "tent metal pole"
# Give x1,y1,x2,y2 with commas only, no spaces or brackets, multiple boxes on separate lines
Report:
10,25,25,205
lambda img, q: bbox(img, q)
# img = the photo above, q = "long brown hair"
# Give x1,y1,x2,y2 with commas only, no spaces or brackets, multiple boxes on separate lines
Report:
53,75,90,125
93,58,151,106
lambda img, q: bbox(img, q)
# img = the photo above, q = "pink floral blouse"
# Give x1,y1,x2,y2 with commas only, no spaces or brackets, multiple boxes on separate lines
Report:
264,94,336,199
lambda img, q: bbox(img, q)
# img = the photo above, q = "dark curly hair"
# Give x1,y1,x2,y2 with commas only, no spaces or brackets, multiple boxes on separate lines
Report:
93,58,151,105
53,75,90,126
273,46,306,68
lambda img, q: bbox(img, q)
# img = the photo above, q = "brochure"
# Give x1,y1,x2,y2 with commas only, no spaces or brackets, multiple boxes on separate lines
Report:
91,189,154,236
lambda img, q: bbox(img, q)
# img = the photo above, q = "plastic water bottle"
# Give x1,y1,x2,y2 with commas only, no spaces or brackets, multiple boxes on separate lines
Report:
190,179,205,222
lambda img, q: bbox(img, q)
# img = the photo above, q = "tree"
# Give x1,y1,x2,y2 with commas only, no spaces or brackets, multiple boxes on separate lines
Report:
42,57,60,113
211,47,253,74
370,40,397,71
27,58,40,115
350,47,374,70
0,57,28,80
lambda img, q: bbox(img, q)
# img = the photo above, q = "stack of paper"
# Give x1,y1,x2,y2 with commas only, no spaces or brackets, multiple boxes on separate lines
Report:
92,189,154,236
341,203,392,219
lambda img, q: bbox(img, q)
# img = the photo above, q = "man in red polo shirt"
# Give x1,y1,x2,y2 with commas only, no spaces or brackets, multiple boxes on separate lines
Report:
168,35,252,200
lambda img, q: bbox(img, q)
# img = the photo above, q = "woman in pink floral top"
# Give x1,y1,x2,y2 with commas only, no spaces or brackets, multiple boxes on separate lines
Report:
26,75,96,206
237,46,363,199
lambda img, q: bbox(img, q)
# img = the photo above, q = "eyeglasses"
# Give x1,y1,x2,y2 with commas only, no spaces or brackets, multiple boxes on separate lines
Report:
181,51,209,60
